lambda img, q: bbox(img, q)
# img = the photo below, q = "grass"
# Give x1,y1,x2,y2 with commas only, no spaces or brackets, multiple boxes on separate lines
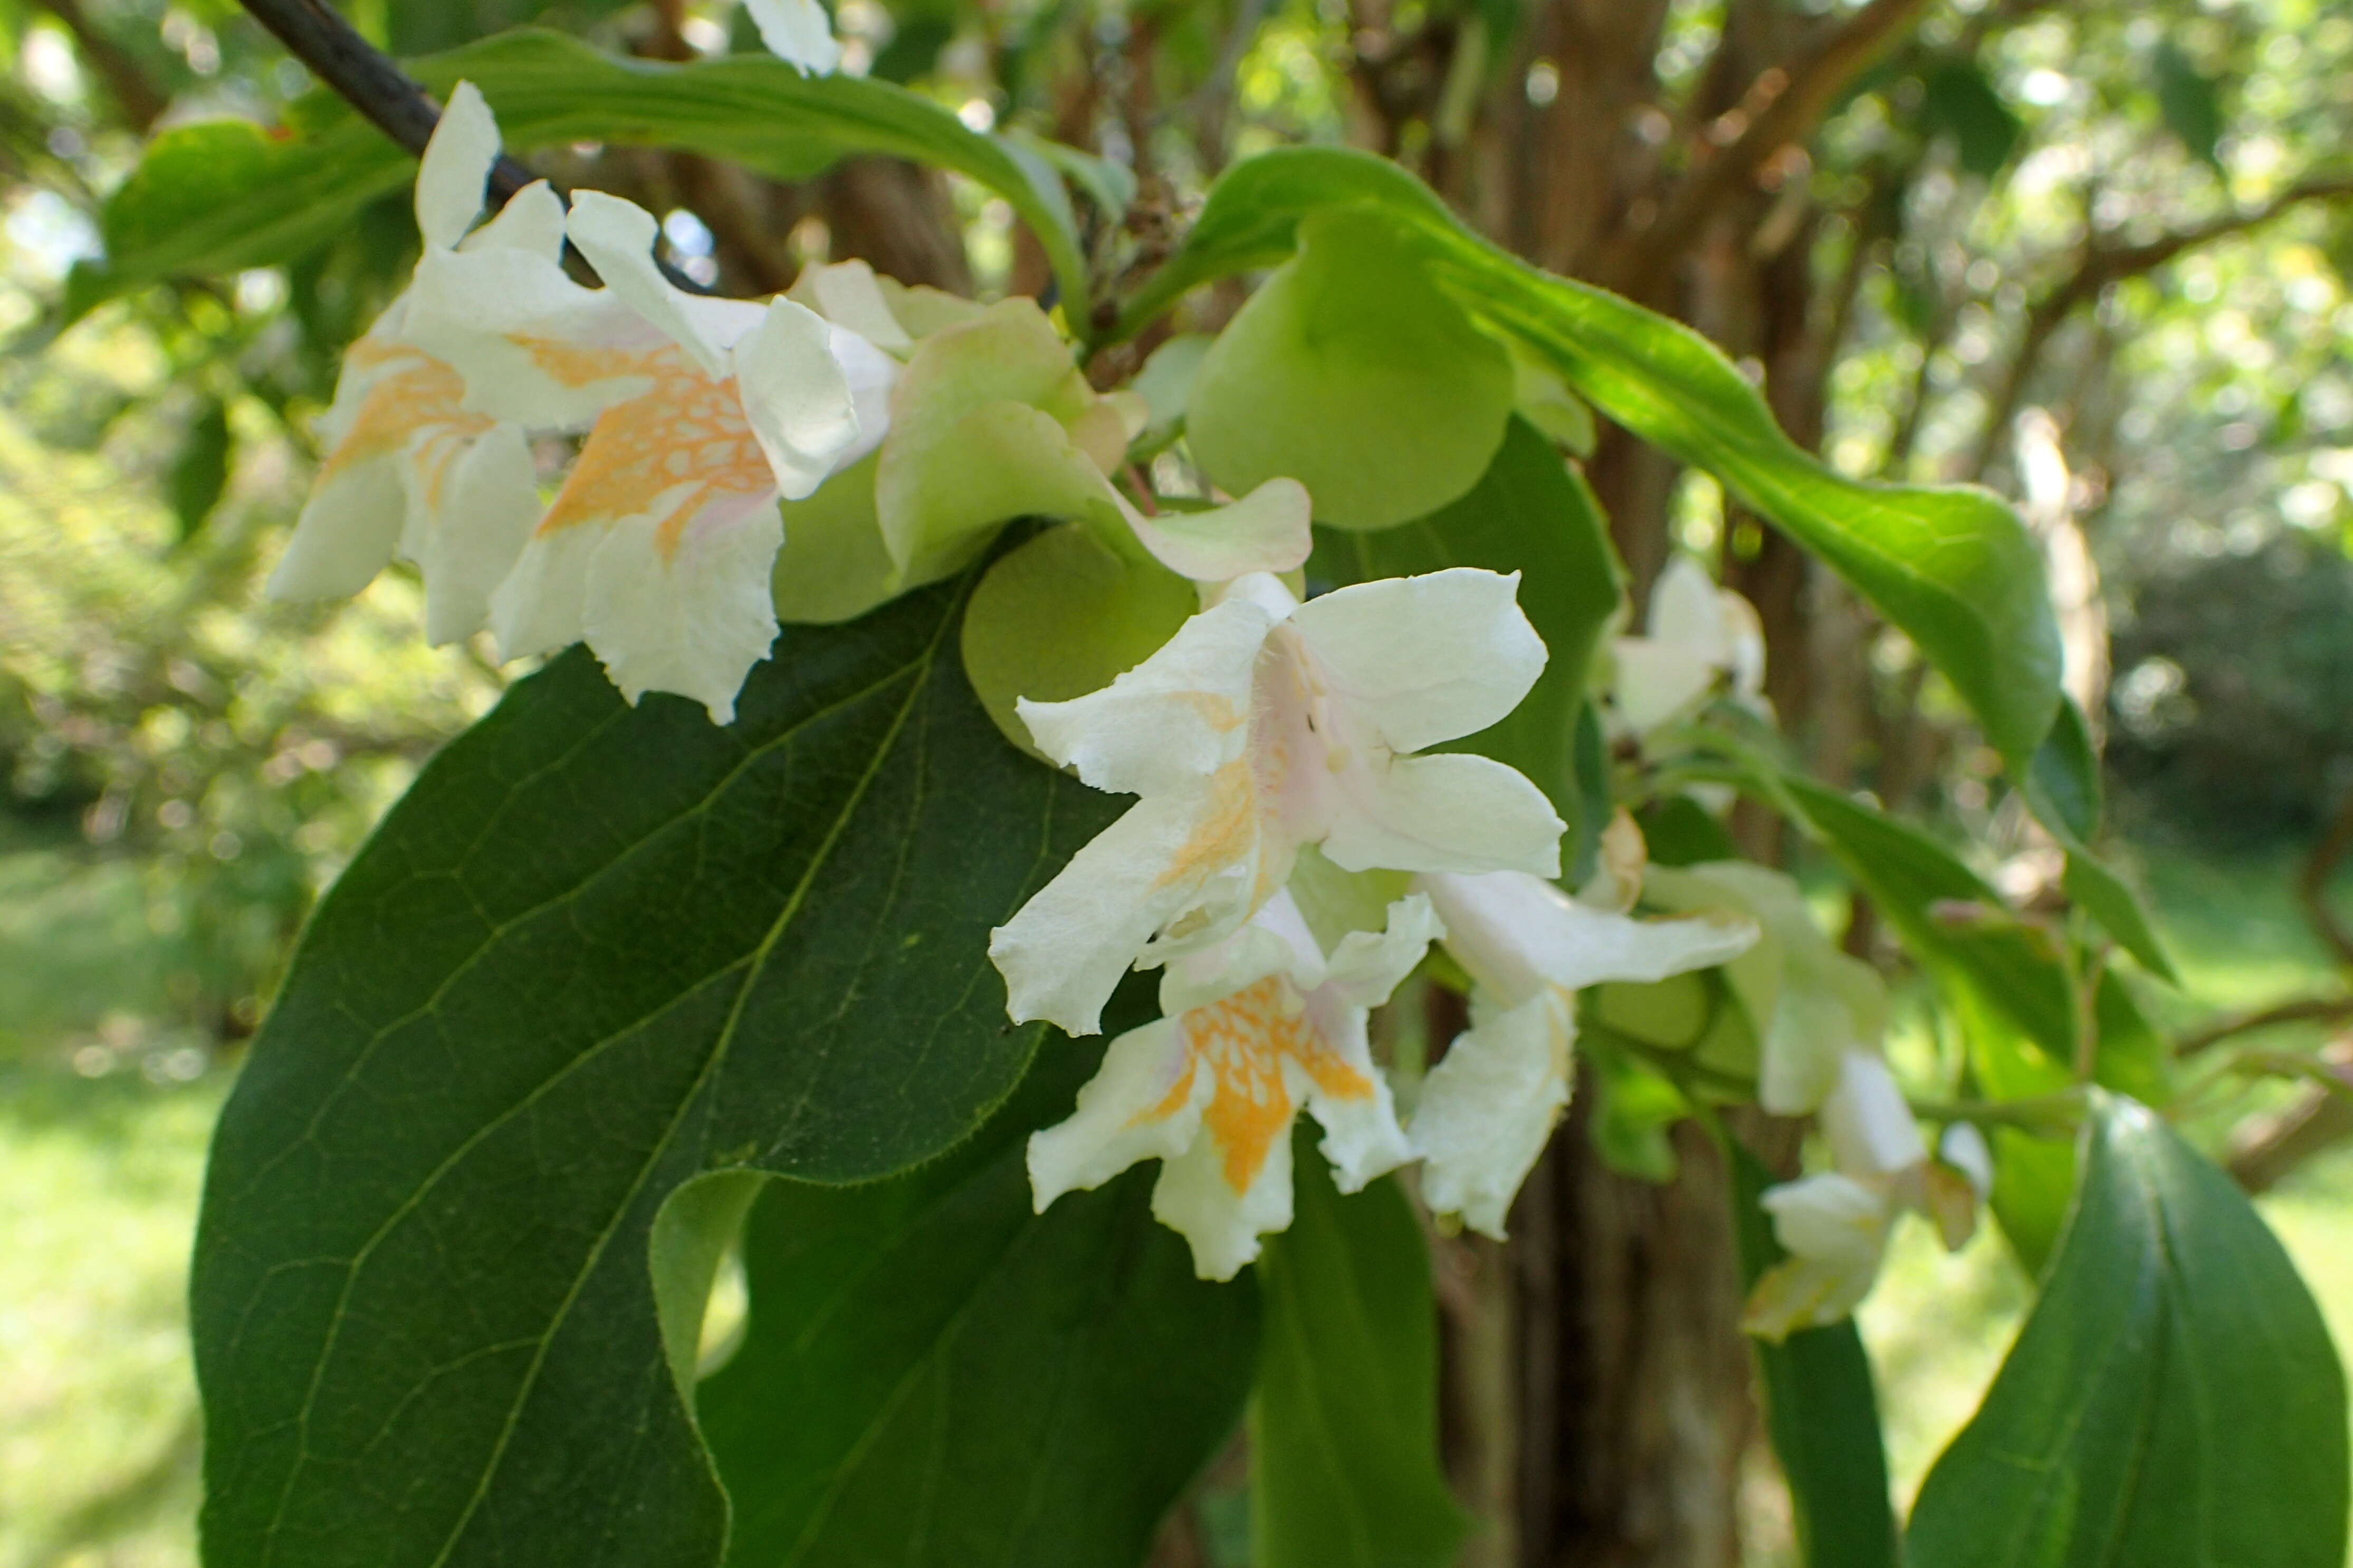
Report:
1,838,2349,1566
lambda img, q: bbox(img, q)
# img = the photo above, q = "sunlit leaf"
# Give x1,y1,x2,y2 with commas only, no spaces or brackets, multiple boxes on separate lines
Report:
1113,147,2061,766
76,29,1092,320
1908,1095,2349,1568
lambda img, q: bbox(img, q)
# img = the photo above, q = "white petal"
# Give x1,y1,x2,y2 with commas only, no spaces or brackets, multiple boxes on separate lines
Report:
990,787,1249,1036
565,191,729,381
461,177,566,262
1645,554,1728,657
788,259,912,353
745,0,844,74
1161,889,1324,1014
268,458,405,601
1819,1050,1927,1180
1294,996,1412,1192
1611,637,1719,733
1757,983,1861,1118
1014,592,1274,797
416,422,538,645
1321,752,1564,880
1152,1114,1294,1281
1720,588,1767,698
1411,989,1574,1238
1939,1121,1994,1198
1321,893,1441,1009
415,80,499,252
403,247,660,429
1123,477,1313,582
1421,870,1755,1011
1027,1021,1207,1208
829,322,899,468
1742,1250,1880,1342
581,490,782,724
1761,1171,1890,1269
1289,569,1548,754
731,298,860,501
489,523,597,662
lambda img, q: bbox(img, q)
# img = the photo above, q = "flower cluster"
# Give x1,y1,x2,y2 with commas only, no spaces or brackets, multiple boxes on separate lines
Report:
992,568,1762,1277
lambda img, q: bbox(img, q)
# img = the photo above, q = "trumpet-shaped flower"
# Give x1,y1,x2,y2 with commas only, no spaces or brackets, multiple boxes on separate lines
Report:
266,82,551,646
1410,867,1758,1237
990,568,1567,1037
1743,1049,1992,1340
1612,554,1767,734
403,191,892,721
1028,890,1434,1280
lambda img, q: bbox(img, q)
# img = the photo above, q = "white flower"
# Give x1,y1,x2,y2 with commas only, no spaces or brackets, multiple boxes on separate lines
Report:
266,82,548,645
1611,554,1767,734
1027,891,1434,1280
1409,868,1758,1237
403,191,893,722
1642,860,1886,1118
1743,1049,1991,1340
745,0,843,74
989,568,1567,1036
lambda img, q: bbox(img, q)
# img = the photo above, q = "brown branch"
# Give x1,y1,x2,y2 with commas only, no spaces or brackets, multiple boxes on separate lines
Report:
2227,1040,2353,1194
2302,784,2353,970
25,0,168,131
2177,994,2353,1057
234,0,710,291
1963,172,2353,478
1597,0,1930,296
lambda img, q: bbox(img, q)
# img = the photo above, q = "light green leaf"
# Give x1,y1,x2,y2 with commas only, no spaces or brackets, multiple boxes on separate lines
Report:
1115,147,2060,764
697,1027,1259,1567
1253,1149,1467,1568
1908,1095,2349,1568
191,568,1123,1568
78,28,1091,319
960,521,1198,753
770,453,901,625
1727,1138,1899,1568
1188,207,1514,531
1309,416,1624,820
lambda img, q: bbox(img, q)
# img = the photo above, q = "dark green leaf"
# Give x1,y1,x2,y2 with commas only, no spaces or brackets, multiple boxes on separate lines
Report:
168,396,233,543
192,570,1122,1568
1921,60,2024,178
1309,416,1624,820
1253,1149,1466,1568
1113,147,2061,765
1638,794,1739,869
1727,1138,1899,1568
2154,43,2225,170
2026,699,2178,983
699,1027,1259,1567
80,30,1091,320
1908,1095,2349,1568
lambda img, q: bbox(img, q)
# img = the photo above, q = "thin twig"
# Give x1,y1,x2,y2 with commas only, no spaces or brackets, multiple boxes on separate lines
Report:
233,0,709,291
2176,993,2353,1057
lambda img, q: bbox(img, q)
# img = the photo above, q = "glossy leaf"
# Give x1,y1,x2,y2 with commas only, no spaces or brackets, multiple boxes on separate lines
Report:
1727,1138,1899,1568
1114,146,2060,765
698,1027,1259,1567
76,28,1091,320
1253,1149,1467,1568
191,570,1122,1568
1908,1095,2349,1568
1309,415,1624,819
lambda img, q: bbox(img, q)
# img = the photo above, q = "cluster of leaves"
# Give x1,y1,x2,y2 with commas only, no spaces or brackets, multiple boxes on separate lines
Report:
48,18,2339,1568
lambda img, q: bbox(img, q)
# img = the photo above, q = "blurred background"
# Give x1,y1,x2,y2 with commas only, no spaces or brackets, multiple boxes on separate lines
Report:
1,0,2349,1564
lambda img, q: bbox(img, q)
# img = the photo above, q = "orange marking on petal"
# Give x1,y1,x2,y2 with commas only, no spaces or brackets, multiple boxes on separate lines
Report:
1152,759,1258,892
320,346,492,482
1182,975,1373,1193
532,345,774,559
